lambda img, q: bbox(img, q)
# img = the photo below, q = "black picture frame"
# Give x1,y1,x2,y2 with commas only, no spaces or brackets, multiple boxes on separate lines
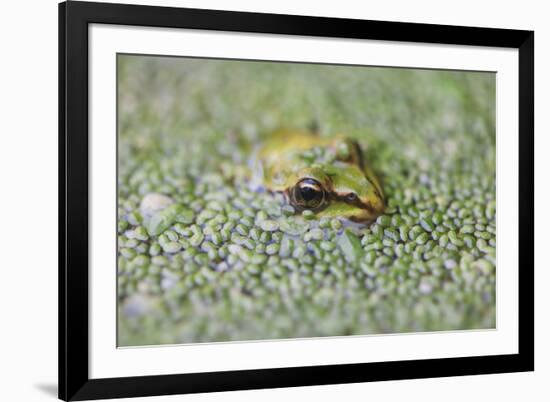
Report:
59,1,534,400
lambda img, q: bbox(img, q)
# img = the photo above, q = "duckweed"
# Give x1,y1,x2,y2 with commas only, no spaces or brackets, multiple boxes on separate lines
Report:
260,220,279,232
117,55,496,346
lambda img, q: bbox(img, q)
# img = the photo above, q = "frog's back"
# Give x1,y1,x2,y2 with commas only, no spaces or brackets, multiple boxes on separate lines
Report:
258,129,332,161
253,129,323,191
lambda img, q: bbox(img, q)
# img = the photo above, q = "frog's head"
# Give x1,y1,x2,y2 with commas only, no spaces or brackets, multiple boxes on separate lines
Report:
287,162,385,223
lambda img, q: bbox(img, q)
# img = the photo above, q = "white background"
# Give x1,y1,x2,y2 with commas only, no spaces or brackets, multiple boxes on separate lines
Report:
90,24,518,379
0,0,545,401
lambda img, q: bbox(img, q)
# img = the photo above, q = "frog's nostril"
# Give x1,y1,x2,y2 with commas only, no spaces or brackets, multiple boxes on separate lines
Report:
346,193,358,202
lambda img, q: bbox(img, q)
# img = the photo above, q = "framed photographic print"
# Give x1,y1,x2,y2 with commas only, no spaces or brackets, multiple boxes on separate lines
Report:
59,1,534,400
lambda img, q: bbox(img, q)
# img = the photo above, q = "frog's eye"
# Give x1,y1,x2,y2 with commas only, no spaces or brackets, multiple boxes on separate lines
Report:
292,178,325,209
346,193,358,202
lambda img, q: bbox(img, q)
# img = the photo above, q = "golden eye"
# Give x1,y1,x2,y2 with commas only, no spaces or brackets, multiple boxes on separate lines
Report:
292,178,325,209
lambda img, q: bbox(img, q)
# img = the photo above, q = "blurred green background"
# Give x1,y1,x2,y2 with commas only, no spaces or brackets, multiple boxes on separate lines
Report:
117,55,496,346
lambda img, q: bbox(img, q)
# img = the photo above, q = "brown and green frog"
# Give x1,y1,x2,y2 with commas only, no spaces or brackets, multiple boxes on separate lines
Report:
249,129,385,223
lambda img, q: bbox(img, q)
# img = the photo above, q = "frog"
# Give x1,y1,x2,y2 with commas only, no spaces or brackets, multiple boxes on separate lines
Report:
249,129,385,223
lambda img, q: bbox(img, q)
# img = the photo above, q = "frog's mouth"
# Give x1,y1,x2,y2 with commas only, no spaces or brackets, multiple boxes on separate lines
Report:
347,209,379,223
327,191,384,222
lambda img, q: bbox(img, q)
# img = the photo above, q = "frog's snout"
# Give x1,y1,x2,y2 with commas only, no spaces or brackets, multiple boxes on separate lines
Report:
352,195,385,223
